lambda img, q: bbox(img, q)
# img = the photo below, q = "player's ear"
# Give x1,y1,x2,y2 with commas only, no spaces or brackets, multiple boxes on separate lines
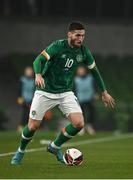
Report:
67,32,72,38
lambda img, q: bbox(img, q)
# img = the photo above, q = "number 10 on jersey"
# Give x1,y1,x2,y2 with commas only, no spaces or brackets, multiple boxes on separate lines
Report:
65,58,74,68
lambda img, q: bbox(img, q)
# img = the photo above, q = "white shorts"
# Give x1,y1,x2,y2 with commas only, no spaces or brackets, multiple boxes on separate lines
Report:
29,90,82,120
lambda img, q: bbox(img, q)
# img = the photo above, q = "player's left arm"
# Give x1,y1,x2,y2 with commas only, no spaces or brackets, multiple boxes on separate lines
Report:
85,48,115,108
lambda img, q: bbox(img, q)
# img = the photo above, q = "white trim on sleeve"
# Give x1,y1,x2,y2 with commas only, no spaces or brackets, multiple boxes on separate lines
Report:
88,61,96,69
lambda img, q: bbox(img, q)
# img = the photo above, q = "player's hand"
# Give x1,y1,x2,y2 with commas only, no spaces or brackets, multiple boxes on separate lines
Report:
35,74,45,88
101,90,115,108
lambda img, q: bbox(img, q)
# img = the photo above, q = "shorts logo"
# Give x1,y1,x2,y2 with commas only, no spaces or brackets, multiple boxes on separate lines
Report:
32,110,36,116
75,98,80,106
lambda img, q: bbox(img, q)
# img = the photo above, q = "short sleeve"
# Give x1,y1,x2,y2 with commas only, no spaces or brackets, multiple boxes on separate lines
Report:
84,47,96,69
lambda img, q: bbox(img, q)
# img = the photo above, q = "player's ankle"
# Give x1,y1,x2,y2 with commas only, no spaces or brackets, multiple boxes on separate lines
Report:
18,147,25,153
51,142,61,149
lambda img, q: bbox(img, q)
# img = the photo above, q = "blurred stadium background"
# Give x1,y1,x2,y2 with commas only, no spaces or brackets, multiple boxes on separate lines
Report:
1,1,133,179
0,0,133,133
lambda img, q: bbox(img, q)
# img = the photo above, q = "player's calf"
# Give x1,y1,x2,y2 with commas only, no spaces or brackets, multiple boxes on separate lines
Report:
11,122,37,165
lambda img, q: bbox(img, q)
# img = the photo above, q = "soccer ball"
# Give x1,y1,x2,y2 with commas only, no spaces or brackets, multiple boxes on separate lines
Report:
63,148,83,166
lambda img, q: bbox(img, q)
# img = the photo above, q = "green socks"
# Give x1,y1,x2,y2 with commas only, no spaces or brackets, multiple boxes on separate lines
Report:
19,124,81,151
19,125,35,152
53,123,81,148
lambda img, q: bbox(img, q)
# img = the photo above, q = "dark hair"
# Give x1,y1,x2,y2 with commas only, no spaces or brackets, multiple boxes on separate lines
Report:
68,22,85,31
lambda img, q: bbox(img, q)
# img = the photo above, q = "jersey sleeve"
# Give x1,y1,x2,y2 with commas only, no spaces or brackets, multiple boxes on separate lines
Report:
33,54,46,74
41,41,59,60
33,41,59,74
84,47,106,92
84,47,96,69
90,66,106,92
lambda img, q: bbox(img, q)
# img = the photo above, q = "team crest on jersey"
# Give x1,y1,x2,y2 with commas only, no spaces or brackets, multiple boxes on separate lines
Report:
61,54,67,59
76,55,83,62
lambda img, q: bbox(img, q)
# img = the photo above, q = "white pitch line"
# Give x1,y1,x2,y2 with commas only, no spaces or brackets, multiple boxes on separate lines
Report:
64,133,133,147
0,133,133,157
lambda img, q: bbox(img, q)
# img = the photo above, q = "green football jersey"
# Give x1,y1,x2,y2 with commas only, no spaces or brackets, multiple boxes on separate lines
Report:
36,39,96,93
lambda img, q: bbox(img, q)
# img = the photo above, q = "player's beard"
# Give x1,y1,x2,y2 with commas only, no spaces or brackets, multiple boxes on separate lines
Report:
70,39,82,48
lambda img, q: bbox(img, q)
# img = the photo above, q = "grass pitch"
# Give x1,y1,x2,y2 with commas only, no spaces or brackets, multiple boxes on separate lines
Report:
0,131,133,179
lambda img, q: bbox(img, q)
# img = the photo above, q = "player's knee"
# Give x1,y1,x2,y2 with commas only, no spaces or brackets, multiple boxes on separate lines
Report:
74,119,84,129
28,119,40,131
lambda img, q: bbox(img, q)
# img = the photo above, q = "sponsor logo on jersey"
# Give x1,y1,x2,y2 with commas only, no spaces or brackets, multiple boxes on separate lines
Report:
76,55,83,62
61,54,67,59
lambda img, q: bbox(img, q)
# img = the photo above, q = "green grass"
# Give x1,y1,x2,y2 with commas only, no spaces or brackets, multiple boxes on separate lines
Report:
0,131,133,179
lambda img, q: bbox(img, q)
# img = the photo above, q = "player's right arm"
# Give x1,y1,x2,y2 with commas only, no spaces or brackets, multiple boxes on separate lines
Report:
33,54,46,88
33,41,59,88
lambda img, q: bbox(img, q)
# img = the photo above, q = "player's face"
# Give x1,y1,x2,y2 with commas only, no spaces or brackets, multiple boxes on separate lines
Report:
68,30,85,48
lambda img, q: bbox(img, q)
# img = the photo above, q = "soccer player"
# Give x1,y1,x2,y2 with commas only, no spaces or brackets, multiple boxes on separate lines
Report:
11,22,115,165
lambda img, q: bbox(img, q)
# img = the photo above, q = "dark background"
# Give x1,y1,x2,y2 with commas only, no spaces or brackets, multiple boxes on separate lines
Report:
1,0,133,20
0,0,133,131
